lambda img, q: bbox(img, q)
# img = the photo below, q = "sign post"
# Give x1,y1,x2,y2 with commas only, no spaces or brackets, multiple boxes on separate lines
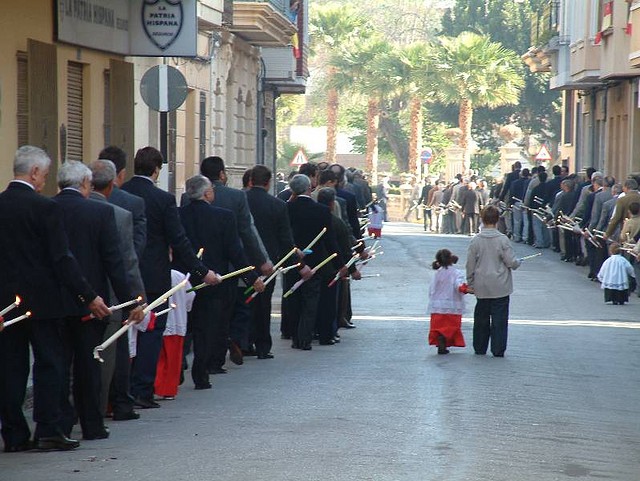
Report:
535,144,553,163
140,64,189,194
420,148,433,179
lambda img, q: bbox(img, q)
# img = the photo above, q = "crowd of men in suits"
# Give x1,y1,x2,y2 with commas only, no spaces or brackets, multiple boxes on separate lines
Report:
0,145,372,453
496,161,640,283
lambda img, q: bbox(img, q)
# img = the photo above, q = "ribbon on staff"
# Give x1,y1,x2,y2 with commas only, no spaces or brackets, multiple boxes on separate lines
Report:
283,253,337,299
93,274,191,362
187,266,255,293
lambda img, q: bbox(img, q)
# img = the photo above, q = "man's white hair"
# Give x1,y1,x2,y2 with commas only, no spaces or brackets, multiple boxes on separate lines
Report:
57,160,92,190
14,145,51,176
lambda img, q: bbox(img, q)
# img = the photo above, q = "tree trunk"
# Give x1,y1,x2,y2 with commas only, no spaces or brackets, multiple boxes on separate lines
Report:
458,98,473,171
365,97,380,184
408,96,422,177
379,115,409,172
326,86,339,164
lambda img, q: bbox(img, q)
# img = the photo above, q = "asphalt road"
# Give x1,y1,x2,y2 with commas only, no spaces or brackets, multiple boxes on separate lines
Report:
1,222,639,481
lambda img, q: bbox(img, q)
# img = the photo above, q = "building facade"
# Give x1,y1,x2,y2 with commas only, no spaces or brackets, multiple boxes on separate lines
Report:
524,0,640,181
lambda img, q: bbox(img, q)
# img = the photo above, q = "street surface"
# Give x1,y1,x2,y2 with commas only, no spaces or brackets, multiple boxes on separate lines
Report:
1,222,639,481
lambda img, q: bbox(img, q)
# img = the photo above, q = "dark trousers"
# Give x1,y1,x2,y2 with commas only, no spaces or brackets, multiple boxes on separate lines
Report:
110,331,135,416
60,317,108,437
337,278,352,328
287,275,321,347
316,281,338,343
280,272,296,337
473,296,510,356
190,292,230,386
251,282,276,356
463,213,478,234
423,208,432,231
229,285,251,350
0,318,65,448
131,292,167,401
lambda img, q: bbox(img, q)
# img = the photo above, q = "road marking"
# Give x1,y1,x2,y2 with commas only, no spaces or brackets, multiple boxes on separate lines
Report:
271,313,640,329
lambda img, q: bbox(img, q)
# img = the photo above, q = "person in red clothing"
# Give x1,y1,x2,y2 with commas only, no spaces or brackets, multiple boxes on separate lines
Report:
427,249,470,354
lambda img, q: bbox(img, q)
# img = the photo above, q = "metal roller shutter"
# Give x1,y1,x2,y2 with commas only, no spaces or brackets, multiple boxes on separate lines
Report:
67,62,84,161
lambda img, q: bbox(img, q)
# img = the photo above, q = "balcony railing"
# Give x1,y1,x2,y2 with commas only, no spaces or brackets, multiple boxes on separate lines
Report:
531,0,560,48
237,0,290,18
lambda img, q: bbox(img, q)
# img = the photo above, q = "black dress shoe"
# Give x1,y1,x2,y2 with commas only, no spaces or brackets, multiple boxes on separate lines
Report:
319,339,336,346
301,343,312,351
257,352,274,359
242,348,258,357
228,341,244,365
35,435,80,451
112,411,140,421
194,382,212,390
209,367,227,375
134,397,160,409
281,334,292,340
83,427,110,440
291,341,300,349
341,322,356,329
493,353,505,358
4,440,34,453
333,336,341,343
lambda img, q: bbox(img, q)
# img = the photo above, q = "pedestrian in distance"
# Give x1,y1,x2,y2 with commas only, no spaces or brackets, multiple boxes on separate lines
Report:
367,201,384,238
597,243,636,305
427,249,469,355
466,205,521,357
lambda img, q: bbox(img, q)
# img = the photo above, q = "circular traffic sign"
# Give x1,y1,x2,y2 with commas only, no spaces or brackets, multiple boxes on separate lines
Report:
140,65,189,113
420,148,433,164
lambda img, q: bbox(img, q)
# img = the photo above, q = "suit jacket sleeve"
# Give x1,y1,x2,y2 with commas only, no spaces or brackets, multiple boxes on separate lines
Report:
606,197,627,237
223,213,258,285
131,195,147,260
100,207,136,304
236,194,267,266
119,210,146,301
46,201,97,305
163,198,209,278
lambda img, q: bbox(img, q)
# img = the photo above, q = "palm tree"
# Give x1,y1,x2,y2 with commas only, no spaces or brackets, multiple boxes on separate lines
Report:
330,38,395,183
431,31,524,169
310,5,370,164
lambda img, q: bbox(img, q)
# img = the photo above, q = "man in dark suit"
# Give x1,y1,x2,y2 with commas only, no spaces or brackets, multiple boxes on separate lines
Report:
98,146,147,259
54,161,144,440
246,166,310,359
121,147,221,408
285,175,346,350
196,156,271,365
460,181,483,234
178,175,263,388
0,146,111,452
89,159,146,422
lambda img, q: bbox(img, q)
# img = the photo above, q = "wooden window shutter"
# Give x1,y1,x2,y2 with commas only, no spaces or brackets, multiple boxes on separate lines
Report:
67,61,84,162
16,51,29,147
27,39,58,196
109,59,134,177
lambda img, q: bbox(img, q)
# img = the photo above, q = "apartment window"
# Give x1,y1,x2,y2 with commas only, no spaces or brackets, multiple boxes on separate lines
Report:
599,0,613,31
199,91,207,161
16,52,28,147
104,70,111,146
67,62,84,161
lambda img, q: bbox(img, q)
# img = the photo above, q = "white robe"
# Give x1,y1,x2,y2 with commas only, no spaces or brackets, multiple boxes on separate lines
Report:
597,254,635,290
427,267,466,315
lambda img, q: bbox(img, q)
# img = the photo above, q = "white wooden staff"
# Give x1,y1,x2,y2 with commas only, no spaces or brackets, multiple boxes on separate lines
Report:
154,303,177,317
328,253,359,287
0,296,21,318
283,253,337,299
187,266,255,293
519,253,542,261
80,296,143,322
244,262,303,304
245,247,299,295
302,227,327,254
93,275,191,362
2,311,31,328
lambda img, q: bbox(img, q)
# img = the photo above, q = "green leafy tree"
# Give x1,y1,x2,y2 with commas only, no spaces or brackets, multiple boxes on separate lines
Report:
431,31,525,168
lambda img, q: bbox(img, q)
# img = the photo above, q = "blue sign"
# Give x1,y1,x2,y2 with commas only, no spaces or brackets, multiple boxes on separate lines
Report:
420,148,433,164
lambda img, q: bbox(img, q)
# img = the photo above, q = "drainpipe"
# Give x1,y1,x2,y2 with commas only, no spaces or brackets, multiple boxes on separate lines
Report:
257,57,266,165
